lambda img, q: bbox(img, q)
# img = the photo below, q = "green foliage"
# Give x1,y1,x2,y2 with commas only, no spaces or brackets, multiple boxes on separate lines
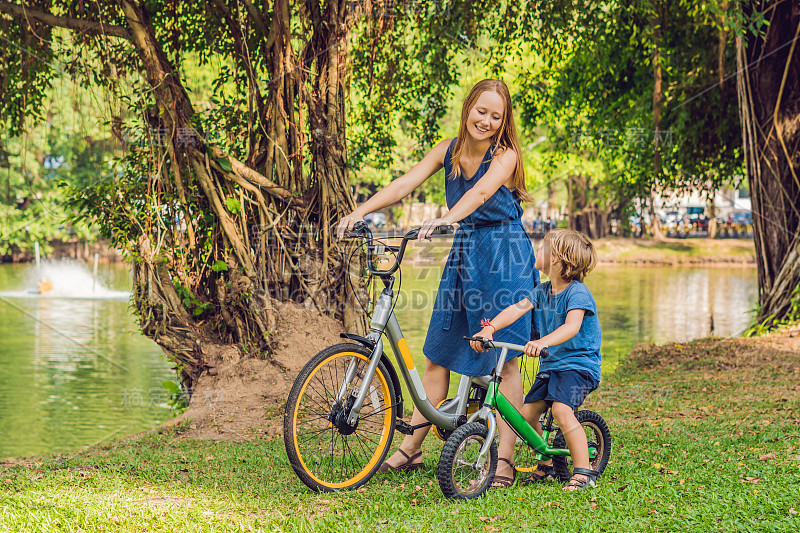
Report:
224,197,241,215
0,64,110,256
173,279,213,317
348,2,560,206
513,1,746,225
211,260,228,272
160,381,189,415
744,284,800,337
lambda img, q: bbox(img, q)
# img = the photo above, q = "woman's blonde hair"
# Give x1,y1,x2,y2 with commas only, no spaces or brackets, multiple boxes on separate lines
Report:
545,229,597,282
449,79,531,202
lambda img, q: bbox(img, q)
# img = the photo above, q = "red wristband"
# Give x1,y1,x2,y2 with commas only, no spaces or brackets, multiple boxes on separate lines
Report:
480,318,496,333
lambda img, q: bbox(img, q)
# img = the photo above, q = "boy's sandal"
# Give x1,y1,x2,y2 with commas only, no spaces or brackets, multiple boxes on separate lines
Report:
520,463,557,485
377,449,423,474
490,458,516,488
564,467,600,491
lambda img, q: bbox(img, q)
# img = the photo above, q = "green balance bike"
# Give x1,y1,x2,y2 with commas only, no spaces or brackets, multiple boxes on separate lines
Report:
437,336,612,499
285,221,490,492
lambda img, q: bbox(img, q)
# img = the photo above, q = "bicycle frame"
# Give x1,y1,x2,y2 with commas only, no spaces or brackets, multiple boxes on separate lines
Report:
467,342,573,467
339,223,481,432
343,282,485,430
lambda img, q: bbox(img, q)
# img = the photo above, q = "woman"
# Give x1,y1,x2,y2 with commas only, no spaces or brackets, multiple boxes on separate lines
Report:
336,79,539,487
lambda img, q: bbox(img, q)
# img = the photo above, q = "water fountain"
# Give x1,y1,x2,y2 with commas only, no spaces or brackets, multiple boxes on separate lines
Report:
0,257,129,300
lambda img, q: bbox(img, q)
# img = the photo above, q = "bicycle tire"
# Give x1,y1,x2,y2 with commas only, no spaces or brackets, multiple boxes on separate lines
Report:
552,410,611,482
284,343,396,492
438,422,498,500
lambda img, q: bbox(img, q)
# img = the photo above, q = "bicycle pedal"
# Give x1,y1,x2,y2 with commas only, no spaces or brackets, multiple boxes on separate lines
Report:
396,419,414,435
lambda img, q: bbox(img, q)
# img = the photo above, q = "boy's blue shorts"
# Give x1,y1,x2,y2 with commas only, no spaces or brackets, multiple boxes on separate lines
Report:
524,370,599,409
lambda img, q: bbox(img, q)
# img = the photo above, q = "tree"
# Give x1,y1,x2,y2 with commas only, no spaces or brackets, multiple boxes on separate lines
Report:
0,1,537,391
736,0,800,327
515,1,743,239
0,0,365,390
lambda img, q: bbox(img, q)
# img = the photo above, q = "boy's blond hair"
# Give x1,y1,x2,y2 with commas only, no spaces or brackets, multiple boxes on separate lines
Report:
544,229,597,282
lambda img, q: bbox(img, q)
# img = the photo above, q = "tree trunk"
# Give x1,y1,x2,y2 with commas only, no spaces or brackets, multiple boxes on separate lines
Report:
736,3,800,326
650,1,664,240
566,173,611,239
707,191,717,239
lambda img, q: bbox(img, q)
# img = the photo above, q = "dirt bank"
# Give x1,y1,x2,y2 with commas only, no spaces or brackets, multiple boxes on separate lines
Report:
164,302,345,441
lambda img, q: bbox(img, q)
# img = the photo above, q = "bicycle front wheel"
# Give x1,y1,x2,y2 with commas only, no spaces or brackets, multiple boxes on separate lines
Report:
284,343,396,492
438,422,498,500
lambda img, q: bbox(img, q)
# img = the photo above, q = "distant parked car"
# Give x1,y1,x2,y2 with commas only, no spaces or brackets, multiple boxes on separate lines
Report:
728,212,752,226
364,212,387,228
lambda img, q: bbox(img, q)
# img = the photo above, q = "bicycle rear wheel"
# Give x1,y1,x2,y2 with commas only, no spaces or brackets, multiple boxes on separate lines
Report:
552,410,611,482
284,343,396,492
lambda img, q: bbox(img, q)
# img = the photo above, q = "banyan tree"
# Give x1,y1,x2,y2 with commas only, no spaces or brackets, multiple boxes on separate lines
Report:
0,0,510,390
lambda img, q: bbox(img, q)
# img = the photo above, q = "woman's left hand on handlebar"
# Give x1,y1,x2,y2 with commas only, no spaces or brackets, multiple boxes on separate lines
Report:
524,340,548,358
418,217,453,241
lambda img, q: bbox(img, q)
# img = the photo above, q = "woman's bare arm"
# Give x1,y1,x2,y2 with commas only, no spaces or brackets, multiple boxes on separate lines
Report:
336,139,451,238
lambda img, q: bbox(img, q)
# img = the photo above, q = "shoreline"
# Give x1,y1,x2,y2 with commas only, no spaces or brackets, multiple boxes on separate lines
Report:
404,236,756,266
597,259,755,267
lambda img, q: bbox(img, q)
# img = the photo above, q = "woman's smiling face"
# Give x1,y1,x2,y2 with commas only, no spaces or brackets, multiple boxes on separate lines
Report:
467,90,505,142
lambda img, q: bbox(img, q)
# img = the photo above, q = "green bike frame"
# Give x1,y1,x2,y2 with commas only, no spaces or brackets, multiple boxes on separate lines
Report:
467,341,599,466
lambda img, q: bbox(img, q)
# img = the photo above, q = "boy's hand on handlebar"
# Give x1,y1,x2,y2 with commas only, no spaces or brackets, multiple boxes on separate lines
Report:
470,328,494,353
337,213,365,239
418,217,452,241
524,340,548,358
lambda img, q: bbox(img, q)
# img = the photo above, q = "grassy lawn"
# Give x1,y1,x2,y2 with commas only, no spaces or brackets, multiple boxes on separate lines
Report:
407,236,755,265
2,333,798,532
593,237,755,264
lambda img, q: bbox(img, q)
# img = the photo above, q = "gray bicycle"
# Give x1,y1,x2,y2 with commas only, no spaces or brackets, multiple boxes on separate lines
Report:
284,221,493,492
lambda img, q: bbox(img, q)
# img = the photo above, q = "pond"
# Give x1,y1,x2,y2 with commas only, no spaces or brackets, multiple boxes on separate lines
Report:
0,255,758,458
0,262,173,458
390,244,757,395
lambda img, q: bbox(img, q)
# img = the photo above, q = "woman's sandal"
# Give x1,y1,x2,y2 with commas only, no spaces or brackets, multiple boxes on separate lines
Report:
520,462,557,485
564,467,600,491
377,449,423,474
490,457,516,488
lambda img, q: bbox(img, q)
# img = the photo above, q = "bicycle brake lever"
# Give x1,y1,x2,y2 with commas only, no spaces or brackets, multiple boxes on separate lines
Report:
343,221,369,239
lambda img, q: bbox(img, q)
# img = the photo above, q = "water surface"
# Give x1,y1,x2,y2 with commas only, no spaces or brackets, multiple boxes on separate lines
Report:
0,262,173,458
0,253,758,457
390,249,757,394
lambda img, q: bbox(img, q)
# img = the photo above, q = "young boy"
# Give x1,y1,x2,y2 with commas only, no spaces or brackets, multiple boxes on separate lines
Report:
470,228,601,490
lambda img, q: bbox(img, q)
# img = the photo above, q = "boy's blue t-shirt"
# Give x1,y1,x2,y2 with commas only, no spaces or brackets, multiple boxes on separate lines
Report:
527,281,602,382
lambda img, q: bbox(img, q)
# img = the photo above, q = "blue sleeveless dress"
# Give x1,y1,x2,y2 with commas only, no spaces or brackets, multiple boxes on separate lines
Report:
423,140,540,376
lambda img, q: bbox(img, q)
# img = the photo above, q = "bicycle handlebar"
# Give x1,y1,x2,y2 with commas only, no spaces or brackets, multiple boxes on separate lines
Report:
343,221,454,276
462,336,550,360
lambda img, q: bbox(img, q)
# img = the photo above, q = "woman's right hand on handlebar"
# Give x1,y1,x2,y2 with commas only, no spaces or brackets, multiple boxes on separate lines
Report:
336,212,365,240
469,328,494,353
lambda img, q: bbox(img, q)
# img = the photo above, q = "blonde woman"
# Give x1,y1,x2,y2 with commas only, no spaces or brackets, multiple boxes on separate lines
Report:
337,79,539,487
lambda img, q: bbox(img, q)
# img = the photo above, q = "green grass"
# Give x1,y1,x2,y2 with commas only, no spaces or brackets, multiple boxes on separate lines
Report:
594,237,755,264
2,337,799,532
408,236,756,265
